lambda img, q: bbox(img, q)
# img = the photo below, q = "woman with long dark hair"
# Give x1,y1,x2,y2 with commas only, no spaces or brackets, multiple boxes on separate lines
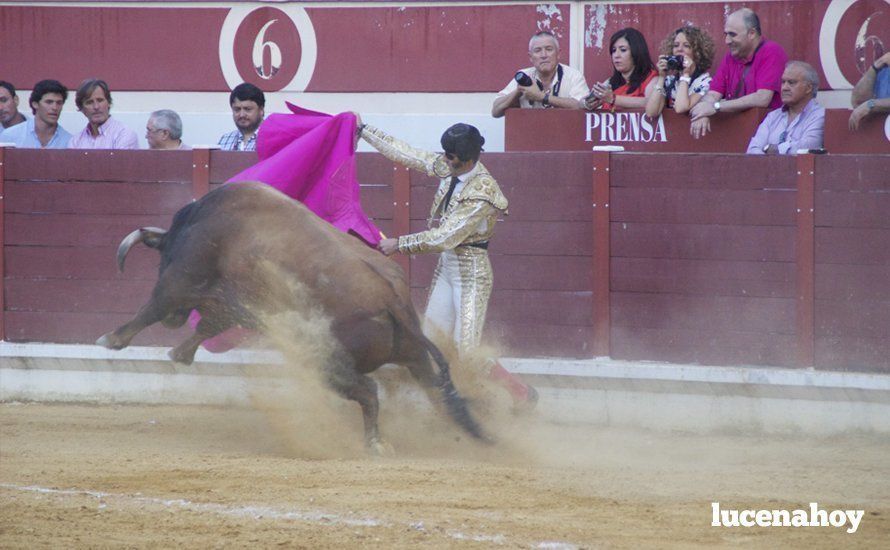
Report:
586,27,657,111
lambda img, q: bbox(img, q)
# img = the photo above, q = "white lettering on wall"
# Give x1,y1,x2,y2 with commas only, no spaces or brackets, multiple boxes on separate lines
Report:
585,112,668,143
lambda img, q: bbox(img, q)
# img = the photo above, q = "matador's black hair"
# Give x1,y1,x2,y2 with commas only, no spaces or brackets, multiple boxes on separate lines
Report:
440,123,485,162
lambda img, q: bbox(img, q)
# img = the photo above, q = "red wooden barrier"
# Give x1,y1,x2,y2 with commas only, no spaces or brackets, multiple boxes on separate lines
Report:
3,149,889,372
0,146,6,342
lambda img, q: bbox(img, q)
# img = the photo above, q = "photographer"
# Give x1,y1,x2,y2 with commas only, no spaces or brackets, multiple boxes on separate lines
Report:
491,31,589,118
645,25,715,118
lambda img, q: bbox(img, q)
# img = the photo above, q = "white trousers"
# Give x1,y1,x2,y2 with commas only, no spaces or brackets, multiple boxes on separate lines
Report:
423,248,493,356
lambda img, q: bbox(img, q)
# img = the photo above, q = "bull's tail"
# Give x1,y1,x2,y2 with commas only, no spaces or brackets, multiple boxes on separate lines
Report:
116,227,167,272
416,329,492,444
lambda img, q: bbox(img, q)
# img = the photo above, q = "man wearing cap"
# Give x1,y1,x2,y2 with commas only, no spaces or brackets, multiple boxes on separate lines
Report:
356,117,538,411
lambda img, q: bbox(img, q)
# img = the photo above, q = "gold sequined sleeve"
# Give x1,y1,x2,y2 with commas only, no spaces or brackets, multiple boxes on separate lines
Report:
360,125,450,178
398,199,494,255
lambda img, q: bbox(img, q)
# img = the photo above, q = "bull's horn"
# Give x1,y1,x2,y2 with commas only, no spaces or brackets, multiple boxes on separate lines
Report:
116,227,166,272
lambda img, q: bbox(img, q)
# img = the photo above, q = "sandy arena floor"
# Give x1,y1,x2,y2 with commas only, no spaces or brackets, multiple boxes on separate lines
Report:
2,385,889,550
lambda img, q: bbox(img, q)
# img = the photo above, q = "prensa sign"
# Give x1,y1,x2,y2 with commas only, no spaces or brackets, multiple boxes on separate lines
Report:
585,112,668,144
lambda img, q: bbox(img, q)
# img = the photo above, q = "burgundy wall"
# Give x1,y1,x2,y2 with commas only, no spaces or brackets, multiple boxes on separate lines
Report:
2,148,889,372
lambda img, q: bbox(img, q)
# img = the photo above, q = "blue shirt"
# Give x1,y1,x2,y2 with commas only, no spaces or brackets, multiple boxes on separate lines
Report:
875,67,890,99
0,118,72,149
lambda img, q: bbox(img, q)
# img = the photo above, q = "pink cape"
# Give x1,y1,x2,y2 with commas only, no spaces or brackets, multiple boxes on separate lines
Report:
190,104,382,352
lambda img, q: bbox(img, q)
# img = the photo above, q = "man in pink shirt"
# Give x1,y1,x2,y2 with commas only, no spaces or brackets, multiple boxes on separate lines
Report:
689,8,788,139
68,78,138,149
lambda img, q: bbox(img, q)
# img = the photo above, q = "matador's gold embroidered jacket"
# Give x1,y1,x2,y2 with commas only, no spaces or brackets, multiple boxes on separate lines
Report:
360,125,508,255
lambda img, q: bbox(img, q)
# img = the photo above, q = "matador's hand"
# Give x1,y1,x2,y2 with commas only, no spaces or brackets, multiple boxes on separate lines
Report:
378,238,399,256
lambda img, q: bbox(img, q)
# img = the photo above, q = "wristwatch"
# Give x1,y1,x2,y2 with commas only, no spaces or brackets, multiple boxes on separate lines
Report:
713,101,722,113
542,91,551,107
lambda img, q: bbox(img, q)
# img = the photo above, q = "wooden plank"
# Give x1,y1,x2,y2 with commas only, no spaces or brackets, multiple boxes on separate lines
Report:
612,223,795,262
814,154,890,191
4,149,193,182
5,213,175,247
796,154,815,367
591,151,610,357
611,292,796,334
6,278,154,313
612,187,796,226
612,257,795,298
612,326,796,367
208,150,258,183
5,311,189,346
610,153,797,190
816,263,890,301
483,322,591,358
487,290,591,326
815,337,890,372
408,219,591,256
6,246,159,280
392,164,411,276
356,153,396,184
410,184,591,222
0,145,6,341
815,191,890,229
191,147,211,199
816,227,890,265
5,181,191,215
816,299,890,340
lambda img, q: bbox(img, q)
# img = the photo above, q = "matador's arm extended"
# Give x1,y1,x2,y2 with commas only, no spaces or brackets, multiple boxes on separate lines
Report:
360,125,451,178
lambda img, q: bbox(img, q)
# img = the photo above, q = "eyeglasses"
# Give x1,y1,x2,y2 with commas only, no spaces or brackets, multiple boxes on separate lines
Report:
146,127,165,134
444,152,457,161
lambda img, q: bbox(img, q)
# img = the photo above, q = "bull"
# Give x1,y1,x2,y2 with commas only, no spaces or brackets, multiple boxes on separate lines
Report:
96,182,487,453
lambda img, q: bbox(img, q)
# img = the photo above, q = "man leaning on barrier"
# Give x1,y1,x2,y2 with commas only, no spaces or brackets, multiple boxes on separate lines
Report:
746,61,824,155
146,109,188,150
690,8,788,139
849,52,890,131
491,31,589,118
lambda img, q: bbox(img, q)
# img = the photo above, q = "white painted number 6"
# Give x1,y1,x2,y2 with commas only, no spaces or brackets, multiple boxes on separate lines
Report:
252,20,282,79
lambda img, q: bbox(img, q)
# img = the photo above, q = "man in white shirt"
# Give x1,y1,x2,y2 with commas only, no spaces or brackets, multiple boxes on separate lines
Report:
492,31,590,117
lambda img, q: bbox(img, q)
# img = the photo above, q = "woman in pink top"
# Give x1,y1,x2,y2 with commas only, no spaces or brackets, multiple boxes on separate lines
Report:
586,28,657,112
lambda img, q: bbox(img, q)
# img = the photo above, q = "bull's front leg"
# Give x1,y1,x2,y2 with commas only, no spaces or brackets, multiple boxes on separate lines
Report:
96,300,168,350
168,313,232,365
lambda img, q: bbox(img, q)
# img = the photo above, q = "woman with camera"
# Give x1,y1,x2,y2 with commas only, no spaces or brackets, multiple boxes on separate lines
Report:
586,28,656,111
645,25,716,118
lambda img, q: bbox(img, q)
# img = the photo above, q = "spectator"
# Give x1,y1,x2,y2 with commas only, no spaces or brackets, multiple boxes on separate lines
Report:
0,81,27,129
218,83,264,151
645,25,716,118
146,109,188,150
69,78,138,149
0,79,72,149
585,28,657,111
690,8,788,138
746,61,824,155
849,52,890,131
491,31,589,118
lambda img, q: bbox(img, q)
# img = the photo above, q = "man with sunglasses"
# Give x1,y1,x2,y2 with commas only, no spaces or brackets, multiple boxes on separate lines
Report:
357,118,538,412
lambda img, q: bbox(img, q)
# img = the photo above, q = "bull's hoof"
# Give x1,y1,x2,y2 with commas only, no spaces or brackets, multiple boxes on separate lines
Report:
96,333,126,350
367,437,395,457
168,347,196,366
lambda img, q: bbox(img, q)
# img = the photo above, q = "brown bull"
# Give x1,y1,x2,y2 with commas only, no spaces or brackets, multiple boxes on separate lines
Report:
96,182,487,453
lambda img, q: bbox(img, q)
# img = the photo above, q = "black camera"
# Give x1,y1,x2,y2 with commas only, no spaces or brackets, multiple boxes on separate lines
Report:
514,71,533,87
665,55,684,71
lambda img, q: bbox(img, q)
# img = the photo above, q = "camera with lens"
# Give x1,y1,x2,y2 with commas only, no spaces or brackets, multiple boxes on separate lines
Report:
514,71,533,87
665,55,684,71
